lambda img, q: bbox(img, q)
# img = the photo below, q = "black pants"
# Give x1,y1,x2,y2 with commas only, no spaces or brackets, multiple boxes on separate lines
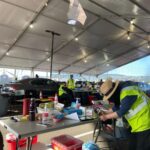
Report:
0,131,3,150
129,129,150,150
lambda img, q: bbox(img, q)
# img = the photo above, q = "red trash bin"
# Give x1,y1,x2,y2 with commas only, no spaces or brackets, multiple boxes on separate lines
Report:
6,133,38,150
51,134,83,150
6,133,26,150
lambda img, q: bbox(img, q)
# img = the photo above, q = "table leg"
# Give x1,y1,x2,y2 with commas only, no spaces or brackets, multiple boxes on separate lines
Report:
113,119,116,137
29,137,33,150
26,136,34,150
26,137,31,150
16,138,19,150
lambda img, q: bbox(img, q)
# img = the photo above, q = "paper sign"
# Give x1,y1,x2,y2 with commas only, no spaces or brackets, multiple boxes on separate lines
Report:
65,112,80,121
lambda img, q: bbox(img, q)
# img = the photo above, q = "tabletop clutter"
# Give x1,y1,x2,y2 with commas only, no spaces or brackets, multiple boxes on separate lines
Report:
6,97,108,150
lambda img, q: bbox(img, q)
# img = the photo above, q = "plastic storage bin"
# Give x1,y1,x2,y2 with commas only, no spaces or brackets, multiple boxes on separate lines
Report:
6,133,38,150
51,134,83,150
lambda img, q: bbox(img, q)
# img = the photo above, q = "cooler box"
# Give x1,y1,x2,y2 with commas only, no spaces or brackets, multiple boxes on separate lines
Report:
51,134,83,150
6,133,38,150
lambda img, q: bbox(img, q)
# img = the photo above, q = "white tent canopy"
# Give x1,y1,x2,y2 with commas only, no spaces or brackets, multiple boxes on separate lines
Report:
0,0,149,76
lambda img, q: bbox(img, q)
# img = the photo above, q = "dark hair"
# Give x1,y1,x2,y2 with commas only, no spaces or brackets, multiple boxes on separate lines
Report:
35,74,39,78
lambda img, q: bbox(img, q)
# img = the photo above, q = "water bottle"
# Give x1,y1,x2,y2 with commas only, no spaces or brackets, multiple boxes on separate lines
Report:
42,103,49,124
39,91,43,99
29,98,36,121
54,93,58,108
44,103,49,112
76,98,81,109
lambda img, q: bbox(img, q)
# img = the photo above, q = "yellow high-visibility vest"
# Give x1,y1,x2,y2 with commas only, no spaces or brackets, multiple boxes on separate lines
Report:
59,85,67,96
120,86,150,132
67,79,75,90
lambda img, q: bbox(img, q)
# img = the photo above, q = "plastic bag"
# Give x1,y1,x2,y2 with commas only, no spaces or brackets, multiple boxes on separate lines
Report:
82,141,100,150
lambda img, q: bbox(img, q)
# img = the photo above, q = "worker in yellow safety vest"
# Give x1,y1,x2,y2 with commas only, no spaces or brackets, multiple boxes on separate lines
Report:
67,75,75,90
99,79,150,150
58,82,72,107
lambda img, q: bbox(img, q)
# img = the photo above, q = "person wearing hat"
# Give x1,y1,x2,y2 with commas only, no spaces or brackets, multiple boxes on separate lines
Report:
99,79,150,150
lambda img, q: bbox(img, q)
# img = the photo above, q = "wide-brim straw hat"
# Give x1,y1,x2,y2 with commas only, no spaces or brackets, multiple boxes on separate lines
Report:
100,79,120,101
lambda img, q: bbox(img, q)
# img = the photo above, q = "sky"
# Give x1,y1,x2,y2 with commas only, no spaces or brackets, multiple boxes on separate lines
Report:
105,55,150,76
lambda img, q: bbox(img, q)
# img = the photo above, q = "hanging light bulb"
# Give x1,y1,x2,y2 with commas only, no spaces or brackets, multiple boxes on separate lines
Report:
83,57,87,63
147,42,150,49
29,22,34,28
130,18,134,25
6,52,9,56
45,2,48,6
127,31,131,40
47,58,50,61
84,59,87,63
75,37,78,41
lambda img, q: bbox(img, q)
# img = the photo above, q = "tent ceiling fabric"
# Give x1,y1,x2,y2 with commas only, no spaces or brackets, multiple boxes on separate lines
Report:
0,0,149,76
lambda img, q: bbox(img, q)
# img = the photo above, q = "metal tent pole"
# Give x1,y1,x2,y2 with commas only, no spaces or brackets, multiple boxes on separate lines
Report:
46,30,60,79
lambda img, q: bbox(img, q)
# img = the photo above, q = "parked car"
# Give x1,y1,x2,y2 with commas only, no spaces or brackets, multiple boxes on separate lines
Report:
1,78,59,101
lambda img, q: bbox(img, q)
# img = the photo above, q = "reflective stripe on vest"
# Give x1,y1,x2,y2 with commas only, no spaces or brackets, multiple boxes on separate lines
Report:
125,96,148,119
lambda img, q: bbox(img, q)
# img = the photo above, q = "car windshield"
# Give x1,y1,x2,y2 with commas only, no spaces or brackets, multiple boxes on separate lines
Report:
30,79,54,86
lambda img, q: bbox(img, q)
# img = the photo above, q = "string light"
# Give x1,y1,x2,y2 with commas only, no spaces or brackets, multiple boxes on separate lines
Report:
84,57,87,63
29,22,34,28
47,58,50,61
45,2,48,6
147,42,150,49
75,37,78,41
130,18,134,25
6,52,9,56
127,31,131,40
